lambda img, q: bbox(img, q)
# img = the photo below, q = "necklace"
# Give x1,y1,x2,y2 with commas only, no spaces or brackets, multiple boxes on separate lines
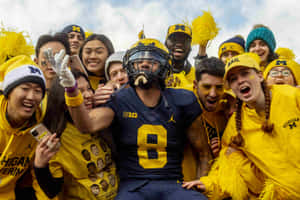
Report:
201,114,220,146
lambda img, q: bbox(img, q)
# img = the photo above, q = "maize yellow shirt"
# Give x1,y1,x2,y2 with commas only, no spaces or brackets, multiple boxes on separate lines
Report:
34,123,118,200
201,85,300,199
0,95,44,200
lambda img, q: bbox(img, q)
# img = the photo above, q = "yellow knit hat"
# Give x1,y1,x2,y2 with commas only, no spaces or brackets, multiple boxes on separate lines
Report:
0,55,46,97
264,58,300,85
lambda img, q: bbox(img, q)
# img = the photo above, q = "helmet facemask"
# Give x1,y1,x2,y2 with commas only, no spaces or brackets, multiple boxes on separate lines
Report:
125,47,171,90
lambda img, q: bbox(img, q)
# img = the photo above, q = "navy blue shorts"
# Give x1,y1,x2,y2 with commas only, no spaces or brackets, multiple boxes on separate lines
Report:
115,179,207,200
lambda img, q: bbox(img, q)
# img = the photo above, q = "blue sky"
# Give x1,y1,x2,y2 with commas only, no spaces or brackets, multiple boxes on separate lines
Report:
1,0,299,62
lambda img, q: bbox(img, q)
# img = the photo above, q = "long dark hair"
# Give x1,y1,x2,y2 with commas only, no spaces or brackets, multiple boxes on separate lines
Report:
43,70,91,137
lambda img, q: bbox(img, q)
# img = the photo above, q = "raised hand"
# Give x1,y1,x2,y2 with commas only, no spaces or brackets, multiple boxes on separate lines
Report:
34,133,60,168
93,81,120,106
43,48,75,88
43,48,65,74
59,53,75,88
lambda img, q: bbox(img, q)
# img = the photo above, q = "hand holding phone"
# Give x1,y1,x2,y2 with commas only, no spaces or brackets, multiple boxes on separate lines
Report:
30,124,60,149
31,124,60,168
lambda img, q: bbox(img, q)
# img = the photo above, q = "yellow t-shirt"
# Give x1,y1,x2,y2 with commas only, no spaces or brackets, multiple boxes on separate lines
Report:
201,85,300,199
0,95,43,200
165,66,196,92
34,123,118,200
88,75,106,91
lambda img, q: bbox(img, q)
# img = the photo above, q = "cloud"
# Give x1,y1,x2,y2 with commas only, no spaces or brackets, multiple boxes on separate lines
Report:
0,0,299,63
94,0,172,51
0,0,83,45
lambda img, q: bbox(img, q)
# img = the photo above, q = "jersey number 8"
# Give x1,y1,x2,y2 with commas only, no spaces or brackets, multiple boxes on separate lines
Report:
137,124,167,169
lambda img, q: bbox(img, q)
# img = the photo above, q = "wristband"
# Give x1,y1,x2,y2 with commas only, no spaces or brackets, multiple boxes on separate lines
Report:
65,82,77,93
65,92,83,107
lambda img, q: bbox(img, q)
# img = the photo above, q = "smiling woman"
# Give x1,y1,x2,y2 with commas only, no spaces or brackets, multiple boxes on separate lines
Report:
0,55,46,199
79,34,115,90
245,24,278,70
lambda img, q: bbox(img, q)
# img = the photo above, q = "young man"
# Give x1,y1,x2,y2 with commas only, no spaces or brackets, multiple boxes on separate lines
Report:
104,51,128,86
165,24,195,91
0,55,46,199
93,51,129,106
62,24,85,55
184,57,228,180
54,39,207,199
35,32,71,89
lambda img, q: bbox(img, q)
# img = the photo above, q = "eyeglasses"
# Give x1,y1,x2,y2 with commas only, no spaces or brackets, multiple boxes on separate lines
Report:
269,69,292,77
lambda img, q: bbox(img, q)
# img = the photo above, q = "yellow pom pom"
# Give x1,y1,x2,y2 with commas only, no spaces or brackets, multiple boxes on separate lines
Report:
85,30,93,38
191,11,220,46
275,47,295,60
0,25,34,66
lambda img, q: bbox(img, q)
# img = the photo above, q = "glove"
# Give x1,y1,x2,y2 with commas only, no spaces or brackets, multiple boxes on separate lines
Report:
44,48,76,88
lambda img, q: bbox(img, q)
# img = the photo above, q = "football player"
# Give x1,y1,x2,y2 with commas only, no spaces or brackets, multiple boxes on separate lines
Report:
57,38,207,199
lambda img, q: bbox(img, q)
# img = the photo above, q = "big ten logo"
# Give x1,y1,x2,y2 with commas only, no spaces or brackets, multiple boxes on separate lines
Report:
37,131,48,140
72,25,81,32
227,57,240,67
28,66,41,75
276,60,287,66
123,112,138,119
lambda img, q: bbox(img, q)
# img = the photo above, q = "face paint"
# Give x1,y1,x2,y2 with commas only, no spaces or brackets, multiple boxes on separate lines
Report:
199,84,224,96
249,75,255,80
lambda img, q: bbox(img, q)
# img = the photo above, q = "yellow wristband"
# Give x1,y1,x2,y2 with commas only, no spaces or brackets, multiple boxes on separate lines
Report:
65,92,84,107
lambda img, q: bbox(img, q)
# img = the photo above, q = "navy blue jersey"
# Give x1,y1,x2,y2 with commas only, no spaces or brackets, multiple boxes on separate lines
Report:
106,87,202,180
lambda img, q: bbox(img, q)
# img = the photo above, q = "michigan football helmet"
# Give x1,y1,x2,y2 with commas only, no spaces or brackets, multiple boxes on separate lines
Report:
123,38,171,89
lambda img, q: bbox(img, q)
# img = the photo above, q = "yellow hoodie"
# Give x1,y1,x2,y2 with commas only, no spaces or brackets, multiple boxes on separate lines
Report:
200,85,300,200
0,95,43,200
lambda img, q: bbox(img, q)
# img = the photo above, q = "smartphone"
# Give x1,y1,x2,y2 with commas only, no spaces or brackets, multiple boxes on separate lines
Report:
70,55,88,76
30,123,52,142
30,124,60,149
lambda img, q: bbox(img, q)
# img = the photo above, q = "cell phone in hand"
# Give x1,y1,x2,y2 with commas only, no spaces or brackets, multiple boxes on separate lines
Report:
30,123,52,142
70,55,88,76
30,124,60,149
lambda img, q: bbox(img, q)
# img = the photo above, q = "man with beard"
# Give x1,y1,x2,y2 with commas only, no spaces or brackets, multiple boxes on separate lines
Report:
57,38,208,200
184,57,228,181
